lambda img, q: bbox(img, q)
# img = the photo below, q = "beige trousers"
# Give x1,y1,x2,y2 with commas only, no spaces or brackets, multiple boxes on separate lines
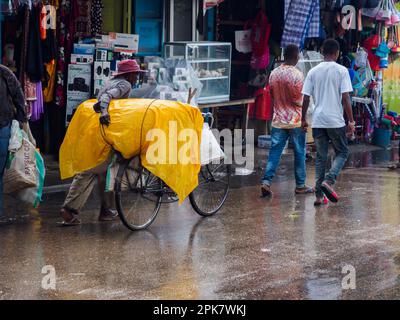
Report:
62,160,114,213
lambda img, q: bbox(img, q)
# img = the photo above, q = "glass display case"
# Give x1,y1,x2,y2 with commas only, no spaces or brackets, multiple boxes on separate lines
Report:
164,42,232,104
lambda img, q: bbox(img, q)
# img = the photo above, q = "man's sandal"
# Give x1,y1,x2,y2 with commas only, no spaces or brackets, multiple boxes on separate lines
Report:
59,208,81,227
261,184,273,198
388,163,400,170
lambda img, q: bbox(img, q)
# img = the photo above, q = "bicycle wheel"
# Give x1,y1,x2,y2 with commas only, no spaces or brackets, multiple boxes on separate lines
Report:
189,161,231,217
115,159,162,231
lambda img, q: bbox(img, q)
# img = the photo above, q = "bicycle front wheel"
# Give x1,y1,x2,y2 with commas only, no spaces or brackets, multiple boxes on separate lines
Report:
115,159,162,231
189,161,231,217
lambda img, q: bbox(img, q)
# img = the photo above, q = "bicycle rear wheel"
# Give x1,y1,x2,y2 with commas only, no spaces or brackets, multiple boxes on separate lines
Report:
189,161,231,217
115,159,162,231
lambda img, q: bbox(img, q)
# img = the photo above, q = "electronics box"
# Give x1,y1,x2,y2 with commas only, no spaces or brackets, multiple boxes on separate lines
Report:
71,54,94,64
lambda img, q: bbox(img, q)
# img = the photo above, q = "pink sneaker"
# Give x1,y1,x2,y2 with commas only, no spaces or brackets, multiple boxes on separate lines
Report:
321,181,339,203
314,196,329,206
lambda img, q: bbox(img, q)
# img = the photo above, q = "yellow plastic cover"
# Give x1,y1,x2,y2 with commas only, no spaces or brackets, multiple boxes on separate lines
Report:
60,99,204,203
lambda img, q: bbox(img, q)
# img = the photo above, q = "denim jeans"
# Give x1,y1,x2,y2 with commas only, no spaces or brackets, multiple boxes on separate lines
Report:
262,127,307,188
313,127,349,198
0,125,11,217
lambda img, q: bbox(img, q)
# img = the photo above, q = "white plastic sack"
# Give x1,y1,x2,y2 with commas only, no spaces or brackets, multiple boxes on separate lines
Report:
16,148,45,208
355,48,369,68
235,29,252,54
8,120,23,152
3,137,37,194
200,123,226,165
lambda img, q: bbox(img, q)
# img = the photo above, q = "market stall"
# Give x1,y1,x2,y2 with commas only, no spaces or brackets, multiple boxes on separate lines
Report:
209,0,400,147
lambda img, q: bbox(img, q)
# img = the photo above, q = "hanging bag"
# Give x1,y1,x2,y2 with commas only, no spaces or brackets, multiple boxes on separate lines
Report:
235,21,252,54
352,59,374,97
376,0,391,20
250,11,271,70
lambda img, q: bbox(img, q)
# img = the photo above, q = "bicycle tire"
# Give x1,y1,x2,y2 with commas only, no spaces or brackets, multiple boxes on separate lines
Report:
115,160,162,231
189,162,231,217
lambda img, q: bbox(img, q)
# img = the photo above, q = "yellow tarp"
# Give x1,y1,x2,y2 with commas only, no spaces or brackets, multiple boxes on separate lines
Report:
60,99,204,203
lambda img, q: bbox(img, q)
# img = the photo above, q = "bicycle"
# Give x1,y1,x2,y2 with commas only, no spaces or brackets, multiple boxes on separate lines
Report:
113,112,231,231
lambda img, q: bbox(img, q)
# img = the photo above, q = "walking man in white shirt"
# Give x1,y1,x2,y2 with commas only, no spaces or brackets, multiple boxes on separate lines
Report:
301,39,356,206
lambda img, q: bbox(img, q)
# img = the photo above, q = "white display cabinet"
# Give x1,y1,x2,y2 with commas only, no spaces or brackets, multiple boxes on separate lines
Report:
164,41,232,104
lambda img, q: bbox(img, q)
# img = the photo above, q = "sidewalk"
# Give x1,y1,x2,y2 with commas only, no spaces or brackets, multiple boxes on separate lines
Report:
43,155,72,194
42,142,399,194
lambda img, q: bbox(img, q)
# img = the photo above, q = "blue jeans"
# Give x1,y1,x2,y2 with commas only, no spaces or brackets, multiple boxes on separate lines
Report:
262,127,307,188
0,125,11,217
313,127,349,198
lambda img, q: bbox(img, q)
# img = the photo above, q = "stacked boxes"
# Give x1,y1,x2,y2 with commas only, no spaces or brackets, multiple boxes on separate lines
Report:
66,64,92,125
94,61,111,97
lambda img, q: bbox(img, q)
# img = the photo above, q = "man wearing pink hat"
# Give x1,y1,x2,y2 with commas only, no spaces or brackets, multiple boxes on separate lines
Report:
97,59,145,126
60,59,145,226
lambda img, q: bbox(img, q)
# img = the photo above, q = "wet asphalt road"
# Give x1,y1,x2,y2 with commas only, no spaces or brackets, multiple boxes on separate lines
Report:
1,146,400,300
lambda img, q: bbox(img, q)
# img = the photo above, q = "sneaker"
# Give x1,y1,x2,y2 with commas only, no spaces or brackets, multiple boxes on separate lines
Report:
314,196,329,206
261,184,273,198
98,207,119,222
321,181,339,203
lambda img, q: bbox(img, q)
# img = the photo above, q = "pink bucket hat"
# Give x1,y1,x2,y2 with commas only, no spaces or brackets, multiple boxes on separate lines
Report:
112,59,145,76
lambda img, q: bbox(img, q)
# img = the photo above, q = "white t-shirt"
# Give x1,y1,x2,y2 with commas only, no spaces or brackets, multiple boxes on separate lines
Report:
302,61,353,128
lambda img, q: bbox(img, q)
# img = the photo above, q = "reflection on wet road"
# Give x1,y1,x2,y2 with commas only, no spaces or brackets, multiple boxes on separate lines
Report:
0,146,399,299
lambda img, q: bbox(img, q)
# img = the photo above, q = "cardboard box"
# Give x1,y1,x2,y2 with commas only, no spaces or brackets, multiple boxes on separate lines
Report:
95,49,114,62
95,49,108,62
67,64,92,95
109,32,139,53
93,79,107,97
66,92,90,125
71,54,94,64
94,61,111,81
73,43,95,55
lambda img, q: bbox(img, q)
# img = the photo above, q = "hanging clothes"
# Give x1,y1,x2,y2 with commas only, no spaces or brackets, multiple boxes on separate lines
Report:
26,2,45,82
43,59,57,102
55,0,75,107
281,0,320,49
15,4,30,86
24,74,37,101
90,0,103,35
265,0,284,45
31,82,45,122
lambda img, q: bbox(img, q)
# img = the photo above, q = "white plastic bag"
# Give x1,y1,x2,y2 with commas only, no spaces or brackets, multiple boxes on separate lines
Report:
200,123,226,165
235,29,252,54
8,120,23,152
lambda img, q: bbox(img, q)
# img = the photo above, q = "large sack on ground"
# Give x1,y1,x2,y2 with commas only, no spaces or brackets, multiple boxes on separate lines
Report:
3,138,37,194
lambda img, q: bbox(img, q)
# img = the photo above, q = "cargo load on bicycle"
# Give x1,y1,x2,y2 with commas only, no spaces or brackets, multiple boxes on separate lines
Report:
60,99,205,203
